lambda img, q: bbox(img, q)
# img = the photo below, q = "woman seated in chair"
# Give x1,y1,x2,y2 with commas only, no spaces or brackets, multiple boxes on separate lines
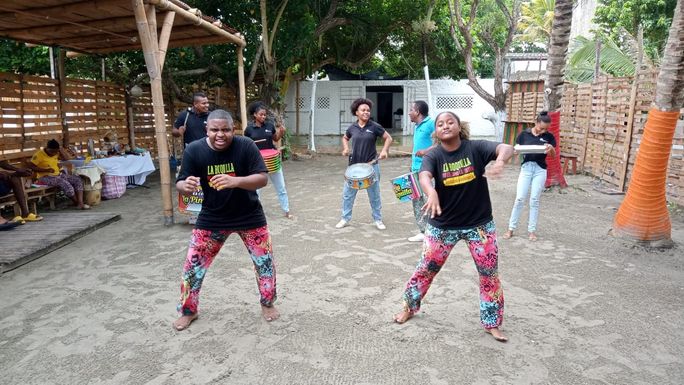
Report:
28,139,89,210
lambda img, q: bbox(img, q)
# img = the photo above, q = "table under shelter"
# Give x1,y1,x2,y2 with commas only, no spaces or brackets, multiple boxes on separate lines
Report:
0,0,248,225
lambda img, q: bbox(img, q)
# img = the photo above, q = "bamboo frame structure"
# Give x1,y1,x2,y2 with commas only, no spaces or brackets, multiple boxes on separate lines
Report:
0,0,248,225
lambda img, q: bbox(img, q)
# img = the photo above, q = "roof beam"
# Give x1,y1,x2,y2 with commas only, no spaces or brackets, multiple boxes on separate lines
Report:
0,0,126,19
79,35,229,55
147,0,245,47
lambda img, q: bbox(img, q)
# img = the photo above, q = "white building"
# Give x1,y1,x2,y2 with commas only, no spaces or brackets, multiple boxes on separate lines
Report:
282,78,497,137
570,0,598,42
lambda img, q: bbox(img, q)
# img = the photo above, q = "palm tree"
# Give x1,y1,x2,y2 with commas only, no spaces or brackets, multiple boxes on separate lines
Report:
544,0,573,111
517,0,555,47
612,0,684,247
566,28,655,83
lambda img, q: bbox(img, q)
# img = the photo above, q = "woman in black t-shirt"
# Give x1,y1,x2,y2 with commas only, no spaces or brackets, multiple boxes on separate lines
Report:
244,101,293,219
335,98,393,230
393,111,514,343
503,111,556,242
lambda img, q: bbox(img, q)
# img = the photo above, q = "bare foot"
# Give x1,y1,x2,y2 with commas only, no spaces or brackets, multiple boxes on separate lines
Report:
393,309,414,324
528,232,538,241
261,305,280,321
485,327,508,342
173,313,198,331
284,212,294,219
502,230,513,239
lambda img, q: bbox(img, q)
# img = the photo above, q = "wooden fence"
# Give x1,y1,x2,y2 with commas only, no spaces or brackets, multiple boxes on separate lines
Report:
1,72,254,166
0,73,129,162
504,70,684,205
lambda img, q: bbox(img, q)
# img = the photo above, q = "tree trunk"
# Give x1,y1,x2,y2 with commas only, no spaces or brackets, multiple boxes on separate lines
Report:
543,0,573,112
612,0,684,247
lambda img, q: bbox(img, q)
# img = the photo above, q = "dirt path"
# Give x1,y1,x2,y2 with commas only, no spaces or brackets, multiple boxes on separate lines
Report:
1,155,682,384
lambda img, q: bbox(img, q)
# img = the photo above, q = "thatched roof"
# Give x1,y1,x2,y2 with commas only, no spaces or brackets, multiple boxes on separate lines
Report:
0,0,244,55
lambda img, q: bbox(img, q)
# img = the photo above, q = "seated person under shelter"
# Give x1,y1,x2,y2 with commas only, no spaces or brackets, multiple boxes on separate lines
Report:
0,160,43,231
28,139,90,210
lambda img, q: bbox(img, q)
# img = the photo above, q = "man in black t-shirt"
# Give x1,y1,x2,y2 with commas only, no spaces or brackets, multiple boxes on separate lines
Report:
172,109,279,331
172,92,210,147
394,111,514,343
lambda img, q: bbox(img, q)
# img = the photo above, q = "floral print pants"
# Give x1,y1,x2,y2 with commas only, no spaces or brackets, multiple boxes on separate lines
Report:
402,220,504,328
177,225,276,315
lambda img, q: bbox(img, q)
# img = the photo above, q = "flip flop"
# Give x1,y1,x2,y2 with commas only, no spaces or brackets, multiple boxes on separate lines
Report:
0,221,20,231
23,213,43,222
11,216,26,225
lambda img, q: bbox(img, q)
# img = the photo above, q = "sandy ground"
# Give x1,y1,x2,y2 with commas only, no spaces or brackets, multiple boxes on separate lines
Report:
1,155,682,385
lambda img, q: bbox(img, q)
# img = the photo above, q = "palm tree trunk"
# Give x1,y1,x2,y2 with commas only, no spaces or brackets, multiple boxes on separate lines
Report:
543,0,572,187
543,0,573,111
612,0,684,247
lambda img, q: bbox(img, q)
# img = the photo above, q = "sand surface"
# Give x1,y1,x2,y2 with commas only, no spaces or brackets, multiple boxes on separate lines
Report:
1,155,682,384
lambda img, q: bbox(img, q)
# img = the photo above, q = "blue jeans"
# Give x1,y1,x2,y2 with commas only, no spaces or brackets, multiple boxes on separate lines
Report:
508,162,547,233
257,169,290,213
341,163,382,222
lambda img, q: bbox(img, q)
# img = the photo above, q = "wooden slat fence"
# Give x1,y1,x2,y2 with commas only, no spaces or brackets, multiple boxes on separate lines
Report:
1,72,128,164
558,70,684,205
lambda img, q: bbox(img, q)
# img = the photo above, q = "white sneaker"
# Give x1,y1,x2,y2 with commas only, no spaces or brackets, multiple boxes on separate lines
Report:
335,219,349,229
407,233,424,242
374,221,386,230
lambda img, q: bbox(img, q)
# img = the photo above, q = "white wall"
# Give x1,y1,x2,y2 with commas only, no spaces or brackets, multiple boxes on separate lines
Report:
284,78,496,137
570,0,598,41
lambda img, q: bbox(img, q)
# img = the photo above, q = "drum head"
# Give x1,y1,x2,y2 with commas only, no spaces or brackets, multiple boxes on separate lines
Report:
260,149,280,157
345,163,374,179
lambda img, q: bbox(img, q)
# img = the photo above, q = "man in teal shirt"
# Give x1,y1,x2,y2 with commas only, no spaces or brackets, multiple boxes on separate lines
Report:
408,100,435,242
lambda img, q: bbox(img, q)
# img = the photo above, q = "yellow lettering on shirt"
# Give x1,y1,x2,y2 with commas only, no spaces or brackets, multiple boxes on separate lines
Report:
206,163,236,190
207,163,235,176
441,157,472,172
441,157,476,186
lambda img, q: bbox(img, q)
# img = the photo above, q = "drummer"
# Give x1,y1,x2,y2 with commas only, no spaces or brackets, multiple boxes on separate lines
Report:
244,101,293,219
336,98,393,230
407,100,436,242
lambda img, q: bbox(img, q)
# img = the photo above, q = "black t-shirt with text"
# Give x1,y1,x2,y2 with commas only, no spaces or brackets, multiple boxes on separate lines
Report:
177,136,268,231
244,121,277,150
345,121,385,165
420,140,499,229
174,109,209,146
516,130,556,169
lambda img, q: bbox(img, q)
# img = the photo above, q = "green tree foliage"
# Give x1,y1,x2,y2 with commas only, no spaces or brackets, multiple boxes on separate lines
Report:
516,0,555,46
0,0,493,107
0,40,50,75
594,0,677,61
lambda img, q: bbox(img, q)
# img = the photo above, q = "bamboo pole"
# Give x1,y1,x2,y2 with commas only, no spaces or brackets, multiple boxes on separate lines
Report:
145,5,158,57
147,0,246,47
132,0,174,225
57,48,69,147
158,12,176,71
237,46,248,130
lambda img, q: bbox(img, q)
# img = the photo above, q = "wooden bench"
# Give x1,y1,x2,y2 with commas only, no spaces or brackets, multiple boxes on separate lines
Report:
0,185,58,217
560,153,579,175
